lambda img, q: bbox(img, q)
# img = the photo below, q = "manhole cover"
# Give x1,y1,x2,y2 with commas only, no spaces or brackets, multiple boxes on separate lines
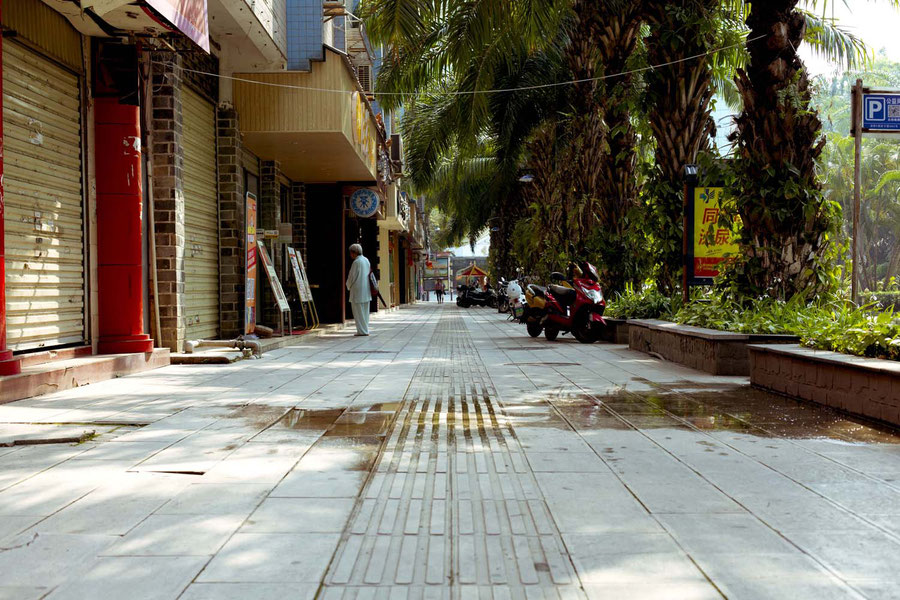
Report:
504,362,581,367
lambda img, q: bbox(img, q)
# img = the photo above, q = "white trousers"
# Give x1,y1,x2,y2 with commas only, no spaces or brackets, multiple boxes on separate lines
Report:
351,302,370,335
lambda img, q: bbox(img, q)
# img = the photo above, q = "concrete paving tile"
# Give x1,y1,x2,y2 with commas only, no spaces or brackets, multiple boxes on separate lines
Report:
739,494,872,533
786,529,900,581
178,583,319,600
70,440,173,462
0,517,40,543
581,581,723,600
202,442,312,483
713,575,865,600
28,473,190,534
197,533,341,582
157,483,272,515
562,533,682,556
0,587,49,600
44,556,208,600
130,431,247,474
688,551,835,583
243,498,356,533
569,550,707,584
656,513,796,555
102,514,244,556
0,532,115,588
0,445,86,490
847,580,900,600
272,468,368,498
807,481,900,515
525,452,607,473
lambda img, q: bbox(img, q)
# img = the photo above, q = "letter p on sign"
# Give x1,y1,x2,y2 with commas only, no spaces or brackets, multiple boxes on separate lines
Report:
867,97,886,121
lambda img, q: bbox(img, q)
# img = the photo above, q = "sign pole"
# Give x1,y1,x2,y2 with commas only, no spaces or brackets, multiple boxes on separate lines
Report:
852,79,863,305
682,180,690,304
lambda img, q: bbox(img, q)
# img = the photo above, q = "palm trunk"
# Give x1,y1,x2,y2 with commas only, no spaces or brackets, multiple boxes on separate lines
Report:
731,0,835,299
564,0,643,294
645,0,718,294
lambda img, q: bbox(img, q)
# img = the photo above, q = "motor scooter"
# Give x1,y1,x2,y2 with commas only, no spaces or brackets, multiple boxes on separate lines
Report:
523,261,606,343
456,283,497,308
496,277,510,313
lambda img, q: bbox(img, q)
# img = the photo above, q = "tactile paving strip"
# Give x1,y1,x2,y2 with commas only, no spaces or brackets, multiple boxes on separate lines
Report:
321,313,586,599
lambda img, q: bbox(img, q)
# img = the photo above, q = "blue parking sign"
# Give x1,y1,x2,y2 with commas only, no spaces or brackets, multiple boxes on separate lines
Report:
862,92,900,133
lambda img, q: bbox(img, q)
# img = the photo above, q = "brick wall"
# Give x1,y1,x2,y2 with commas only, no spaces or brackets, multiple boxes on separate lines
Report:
750,346,900,427
217,104,245,338
150,52,186,352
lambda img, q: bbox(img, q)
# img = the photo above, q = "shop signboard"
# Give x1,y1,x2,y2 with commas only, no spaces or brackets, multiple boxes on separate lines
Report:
349,188,380,218
144,0,209,52
257,240,291,312
685,186,740,284
245,192,257,334
287,247,312,303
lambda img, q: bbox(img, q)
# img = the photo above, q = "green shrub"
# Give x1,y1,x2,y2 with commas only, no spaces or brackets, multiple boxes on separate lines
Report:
671,291,900,361
606,283,674,319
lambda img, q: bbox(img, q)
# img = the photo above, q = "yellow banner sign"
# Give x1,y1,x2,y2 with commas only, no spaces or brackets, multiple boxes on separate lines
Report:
693,187,739,278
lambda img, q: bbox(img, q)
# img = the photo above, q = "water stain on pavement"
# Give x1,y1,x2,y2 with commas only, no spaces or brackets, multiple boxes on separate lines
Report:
325,411,396,437
562,386,900,444
277,408,345,430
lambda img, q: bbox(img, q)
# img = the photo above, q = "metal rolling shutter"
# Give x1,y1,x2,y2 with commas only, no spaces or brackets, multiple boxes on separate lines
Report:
182,87,219,341
3,41,85,351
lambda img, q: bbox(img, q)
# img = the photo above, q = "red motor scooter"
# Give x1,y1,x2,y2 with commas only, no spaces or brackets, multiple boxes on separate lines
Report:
540,261,606,343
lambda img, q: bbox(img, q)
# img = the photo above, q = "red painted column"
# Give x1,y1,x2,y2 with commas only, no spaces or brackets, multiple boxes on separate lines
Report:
95,97,153,354
0,2,22,376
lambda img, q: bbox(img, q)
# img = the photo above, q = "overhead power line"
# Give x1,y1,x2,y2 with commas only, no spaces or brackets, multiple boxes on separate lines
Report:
173,34,764,97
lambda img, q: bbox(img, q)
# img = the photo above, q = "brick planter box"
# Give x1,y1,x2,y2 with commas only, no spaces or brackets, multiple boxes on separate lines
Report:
599,318,630,344
749,344,900,427
628,319,799,376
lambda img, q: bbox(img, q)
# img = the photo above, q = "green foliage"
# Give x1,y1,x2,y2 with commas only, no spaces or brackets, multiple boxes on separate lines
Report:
606,283,675,319
672,290,900,361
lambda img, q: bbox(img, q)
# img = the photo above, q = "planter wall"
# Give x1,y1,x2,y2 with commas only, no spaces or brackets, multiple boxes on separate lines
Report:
749,344,900,428
628,319,799,376
600,318,630,344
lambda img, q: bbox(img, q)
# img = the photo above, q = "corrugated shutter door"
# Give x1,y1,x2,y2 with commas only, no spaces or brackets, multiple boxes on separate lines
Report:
3,42,85,351
182,87,219,341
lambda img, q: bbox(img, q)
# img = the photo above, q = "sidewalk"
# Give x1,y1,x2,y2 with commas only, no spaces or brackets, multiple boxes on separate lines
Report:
0,304,898,599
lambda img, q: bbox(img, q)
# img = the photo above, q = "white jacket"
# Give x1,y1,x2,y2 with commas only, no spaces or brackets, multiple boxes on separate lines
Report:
346,255,372,304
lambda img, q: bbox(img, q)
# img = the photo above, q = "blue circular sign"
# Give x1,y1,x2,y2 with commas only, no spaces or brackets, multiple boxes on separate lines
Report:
350,188,380,218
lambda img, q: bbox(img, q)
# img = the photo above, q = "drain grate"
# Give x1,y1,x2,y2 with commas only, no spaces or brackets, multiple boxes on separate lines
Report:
504,362,582,367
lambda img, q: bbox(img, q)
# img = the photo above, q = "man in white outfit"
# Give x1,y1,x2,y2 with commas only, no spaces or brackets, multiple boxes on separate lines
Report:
346,243,372,336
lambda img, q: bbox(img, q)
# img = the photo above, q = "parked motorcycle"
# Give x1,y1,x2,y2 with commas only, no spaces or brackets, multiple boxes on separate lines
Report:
456,283,498,308
496,277,510,313
507,273,526,321
522,261,606,343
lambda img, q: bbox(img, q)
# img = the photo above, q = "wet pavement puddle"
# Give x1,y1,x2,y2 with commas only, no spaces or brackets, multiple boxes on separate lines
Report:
552,386,900,444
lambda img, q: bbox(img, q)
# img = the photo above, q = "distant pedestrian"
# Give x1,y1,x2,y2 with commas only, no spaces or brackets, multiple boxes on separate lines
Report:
346,244,372,336
435,280,444,304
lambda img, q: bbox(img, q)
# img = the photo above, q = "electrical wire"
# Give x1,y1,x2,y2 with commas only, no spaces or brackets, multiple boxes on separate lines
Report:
172,34,766,97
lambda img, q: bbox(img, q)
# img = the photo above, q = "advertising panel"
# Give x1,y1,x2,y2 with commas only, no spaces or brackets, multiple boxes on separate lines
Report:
257,241,291,312
688,187,740,281
245,192,257,334
145,0,209,52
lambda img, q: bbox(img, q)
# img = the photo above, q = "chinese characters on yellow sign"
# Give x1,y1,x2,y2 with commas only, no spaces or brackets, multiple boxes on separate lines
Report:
693,187,740,278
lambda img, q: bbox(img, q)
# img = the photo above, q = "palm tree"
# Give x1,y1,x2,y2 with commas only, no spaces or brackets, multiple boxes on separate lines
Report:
729,0,896,298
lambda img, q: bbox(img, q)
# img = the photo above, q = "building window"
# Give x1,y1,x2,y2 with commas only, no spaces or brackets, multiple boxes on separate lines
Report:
280,184,292,223
357,64,372,93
